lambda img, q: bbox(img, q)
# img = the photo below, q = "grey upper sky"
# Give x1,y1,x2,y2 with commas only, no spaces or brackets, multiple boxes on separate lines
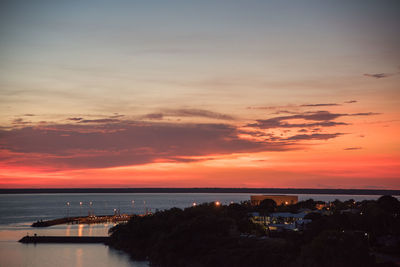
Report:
0,0,399,118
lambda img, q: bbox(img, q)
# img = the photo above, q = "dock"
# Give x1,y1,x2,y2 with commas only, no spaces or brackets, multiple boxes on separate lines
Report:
19,235,110,244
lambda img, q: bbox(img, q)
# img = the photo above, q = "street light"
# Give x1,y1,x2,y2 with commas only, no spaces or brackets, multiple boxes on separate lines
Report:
66,202,70,218
89,201,93,216
131,200,135,214
79,202,83,217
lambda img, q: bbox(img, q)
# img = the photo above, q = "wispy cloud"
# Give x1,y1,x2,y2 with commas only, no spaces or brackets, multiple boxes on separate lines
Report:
271,110,299,115
247,105,298,110
248,111,379,129
300,103,340,107
352,112,380,116
363,72,398,79
79,118,120,123
11,118,31,125
344,147,362,150
249,120,347,129
110,114,125,119
248,103,342,110
249,100,360,111
143,108,235,120
68,117,83,121
285,133,344,141
142,113,164,120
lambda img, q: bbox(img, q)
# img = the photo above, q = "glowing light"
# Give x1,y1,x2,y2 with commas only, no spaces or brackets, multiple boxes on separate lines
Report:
192,202,197,207
215,201,221,206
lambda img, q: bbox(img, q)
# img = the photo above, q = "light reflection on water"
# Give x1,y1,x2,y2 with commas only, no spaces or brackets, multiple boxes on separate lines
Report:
0,242,148,267
0,224,147,267
78,224,84,237
66,225,71,237
76,248,83,267
0,223,113,240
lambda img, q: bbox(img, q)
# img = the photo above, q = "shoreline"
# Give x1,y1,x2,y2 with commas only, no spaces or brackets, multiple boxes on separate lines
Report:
1,187,399,195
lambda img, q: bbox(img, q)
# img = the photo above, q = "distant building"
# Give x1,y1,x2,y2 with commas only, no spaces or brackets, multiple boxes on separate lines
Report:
250,195,298,206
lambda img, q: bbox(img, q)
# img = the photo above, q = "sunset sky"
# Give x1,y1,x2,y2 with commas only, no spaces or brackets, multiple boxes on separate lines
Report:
0,0,399,189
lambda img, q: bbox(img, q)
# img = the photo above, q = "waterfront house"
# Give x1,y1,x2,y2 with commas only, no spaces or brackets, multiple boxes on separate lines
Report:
251,211,311,232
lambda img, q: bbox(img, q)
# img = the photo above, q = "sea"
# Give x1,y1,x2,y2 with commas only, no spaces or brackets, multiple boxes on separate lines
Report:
0,193,395,267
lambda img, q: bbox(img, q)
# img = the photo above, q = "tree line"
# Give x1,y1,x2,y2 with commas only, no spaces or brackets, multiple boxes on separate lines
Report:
108,195,400,267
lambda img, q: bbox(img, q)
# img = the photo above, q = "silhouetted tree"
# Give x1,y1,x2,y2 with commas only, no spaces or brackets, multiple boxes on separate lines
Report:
304,212,322,221
109,197,400,267
377,195,400,215
258,199,277,214
298,230,374,267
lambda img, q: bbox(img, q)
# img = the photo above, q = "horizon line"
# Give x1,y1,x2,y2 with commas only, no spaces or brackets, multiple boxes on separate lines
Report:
1,187,399,195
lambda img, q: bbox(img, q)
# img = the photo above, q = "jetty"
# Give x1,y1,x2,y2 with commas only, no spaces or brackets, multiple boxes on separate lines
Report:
19,235,109,244
32,214,134,227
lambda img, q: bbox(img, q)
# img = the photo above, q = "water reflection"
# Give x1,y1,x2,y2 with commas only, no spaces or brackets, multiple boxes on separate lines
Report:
78,224,84,237
107,247,150,267
76,248,83,267
0,222,148,267
0,223,148,267
65,225,71,236
0,242,148,267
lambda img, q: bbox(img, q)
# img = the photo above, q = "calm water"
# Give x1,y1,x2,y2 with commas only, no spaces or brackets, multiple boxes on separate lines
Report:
0,193,393,267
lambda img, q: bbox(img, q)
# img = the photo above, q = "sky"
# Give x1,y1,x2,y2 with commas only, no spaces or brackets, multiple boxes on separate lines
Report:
0,0,399,189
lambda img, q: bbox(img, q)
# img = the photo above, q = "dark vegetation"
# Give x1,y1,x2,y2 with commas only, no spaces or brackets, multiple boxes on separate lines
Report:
108,196,400,267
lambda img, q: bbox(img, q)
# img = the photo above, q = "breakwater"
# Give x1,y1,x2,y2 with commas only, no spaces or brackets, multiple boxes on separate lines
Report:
19,235,110,244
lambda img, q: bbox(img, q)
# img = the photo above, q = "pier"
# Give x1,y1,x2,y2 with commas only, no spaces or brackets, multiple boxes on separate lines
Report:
31,214,134,227
19,235,109,244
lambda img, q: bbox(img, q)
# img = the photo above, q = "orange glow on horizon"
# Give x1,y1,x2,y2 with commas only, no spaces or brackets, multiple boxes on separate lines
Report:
1,149,399,189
